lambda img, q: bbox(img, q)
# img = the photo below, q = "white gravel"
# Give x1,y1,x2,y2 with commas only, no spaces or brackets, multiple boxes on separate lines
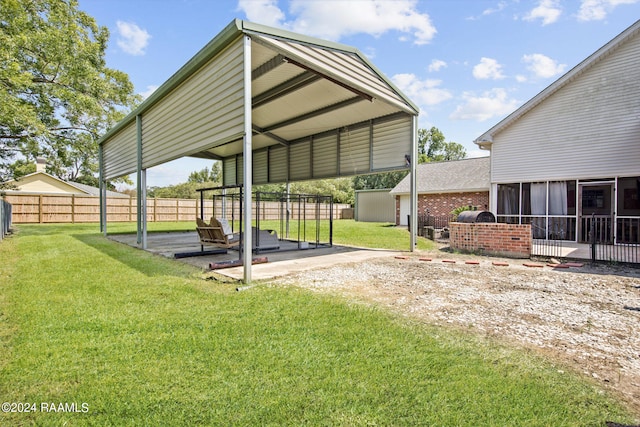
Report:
274,254,640,413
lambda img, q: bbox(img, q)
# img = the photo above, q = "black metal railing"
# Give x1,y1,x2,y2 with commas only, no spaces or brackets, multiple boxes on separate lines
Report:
531,221,564,259
413,213,454,239
588,214,639,265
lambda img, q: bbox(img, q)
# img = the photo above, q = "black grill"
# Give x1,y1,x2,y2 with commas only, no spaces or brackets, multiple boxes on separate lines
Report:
457,210,496,223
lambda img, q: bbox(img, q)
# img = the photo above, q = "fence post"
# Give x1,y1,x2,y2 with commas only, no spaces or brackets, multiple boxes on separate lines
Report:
153,198,157,222
176,199,179,221
129,196,133,222
39,194,43,223
71,194,75,224
590,213,596,262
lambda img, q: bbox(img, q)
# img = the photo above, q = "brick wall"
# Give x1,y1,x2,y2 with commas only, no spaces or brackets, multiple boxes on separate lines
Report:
395,191,489,225
450,222,532,258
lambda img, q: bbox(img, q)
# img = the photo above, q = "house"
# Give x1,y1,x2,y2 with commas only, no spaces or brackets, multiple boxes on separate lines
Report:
390,157,490,226
4,159,127,198
474,19,640,244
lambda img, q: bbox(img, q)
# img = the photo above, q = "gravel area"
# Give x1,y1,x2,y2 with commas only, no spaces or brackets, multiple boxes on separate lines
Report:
273,252,640,415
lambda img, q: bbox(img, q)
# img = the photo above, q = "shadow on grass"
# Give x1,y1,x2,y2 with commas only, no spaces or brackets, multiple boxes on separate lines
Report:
72,232,200,279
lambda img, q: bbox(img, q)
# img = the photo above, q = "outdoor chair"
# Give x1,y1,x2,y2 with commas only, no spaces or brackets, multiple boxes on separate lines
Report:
195,217,240,249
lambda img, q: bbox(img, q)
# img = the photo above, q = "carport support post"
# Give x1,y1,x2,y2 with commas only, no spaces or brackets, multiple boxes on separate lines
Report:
242,34,253,283
136,114,147,249
410,115,418,251
99,144,107,236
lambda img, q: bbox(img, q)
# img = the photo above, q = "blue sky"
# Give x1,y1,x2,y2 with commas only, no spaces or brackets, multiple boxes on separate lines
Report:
78,0,640,188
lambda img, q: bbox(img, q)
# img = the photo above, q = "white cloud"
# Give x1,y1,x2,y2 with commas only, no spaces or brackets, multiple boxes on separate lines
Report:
392,73,453,107
140,85,159,100
523,0,562,25
473,57,505,80
238,0,437,45
577,0,639,21
428,59,447,72
237,0,285,27
116,21,151,56
466,1,507,20
450,88,519,122
522,53,566,78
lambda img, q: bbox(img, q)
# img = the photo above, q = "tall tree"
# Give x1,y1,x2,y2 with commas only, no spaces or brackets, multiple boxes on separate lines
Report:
0,0,139,185
188,162,222,184
352,170,408,191
418,126,466,163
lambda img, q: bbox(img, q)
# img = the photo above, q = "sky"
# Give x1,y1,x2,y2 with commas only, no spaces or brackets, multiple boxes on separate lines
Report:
77,0,640,188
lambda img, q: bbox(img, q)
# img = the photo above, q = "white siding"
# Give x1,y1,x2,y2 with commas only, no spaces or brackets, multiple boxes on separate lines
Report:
289,140,311,180
102,121,137,180
253,150,268,184
141,38,245,170
268,145,288,182
355,190,395,222
312,133,338,178
223,157,236,186
492,33,640,183
372,115,411,170
339,125,369,175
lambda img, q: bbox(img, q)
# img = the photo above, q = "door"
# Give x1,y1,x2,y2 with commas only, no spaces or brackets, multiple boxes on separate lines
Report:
399,195,410,226
578,182,614,243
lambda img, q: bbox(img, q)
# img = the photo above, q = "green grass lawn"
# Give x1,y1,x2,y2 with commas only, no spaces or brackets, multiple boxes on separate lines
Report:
103,219,436,251
0,224,636,425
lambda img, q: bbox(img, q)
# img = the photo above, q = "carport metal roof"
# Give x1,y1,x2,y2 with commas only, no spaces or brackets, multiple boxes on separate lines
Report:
98,19,419,282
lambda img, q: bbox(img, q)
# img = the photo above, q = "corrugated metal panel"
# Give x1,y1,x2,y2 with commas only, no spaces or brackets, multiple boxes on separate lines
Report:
268,145,288,182
356,190,395,222
340,125,370,175
102,121,137,180
141,38,245,169
254,35,414,114
289,140,311,180
236,154,244,185
312,133,338,178
253,149,268,184
492,32,640,183
372,115,411,170
223,157,236,186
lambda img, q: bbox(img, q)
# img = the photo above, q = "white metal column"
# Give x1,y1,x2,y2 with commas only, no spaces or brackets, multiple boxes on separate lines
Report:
409,115,418,251
242,35,253,283
99,144,107,236
136,114,147,249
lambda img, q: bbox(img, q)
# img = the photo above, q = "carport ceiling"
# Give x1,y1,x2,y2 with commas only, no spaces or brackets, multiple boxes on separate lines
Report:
99,19,419,181
192,21,419,160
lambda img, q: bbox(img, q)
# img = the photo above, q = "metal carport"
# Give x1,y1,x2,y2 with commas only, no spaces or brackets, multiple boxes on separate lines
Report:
98,19,419,283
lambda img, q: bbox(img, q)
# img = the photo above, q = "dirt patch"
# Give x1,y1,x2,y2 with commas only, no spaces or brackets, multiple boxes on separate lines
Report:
273,251,640,416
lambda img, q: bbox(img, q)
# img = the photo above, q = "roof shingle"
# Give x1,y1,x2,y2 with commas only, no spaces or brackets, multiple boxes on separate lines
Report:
390,157,490,195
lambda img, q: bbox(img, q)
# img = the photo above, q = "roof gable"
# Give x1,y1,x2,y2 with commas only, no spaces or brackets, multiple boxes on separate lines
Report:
5,172,89,195
390,157,490,195
99,19,419,185
5,172,127,197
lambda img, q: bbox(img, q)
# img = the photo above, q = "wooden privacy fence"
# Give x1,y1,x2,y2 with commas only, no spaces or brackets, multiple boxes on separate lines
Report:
4,194,350,224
